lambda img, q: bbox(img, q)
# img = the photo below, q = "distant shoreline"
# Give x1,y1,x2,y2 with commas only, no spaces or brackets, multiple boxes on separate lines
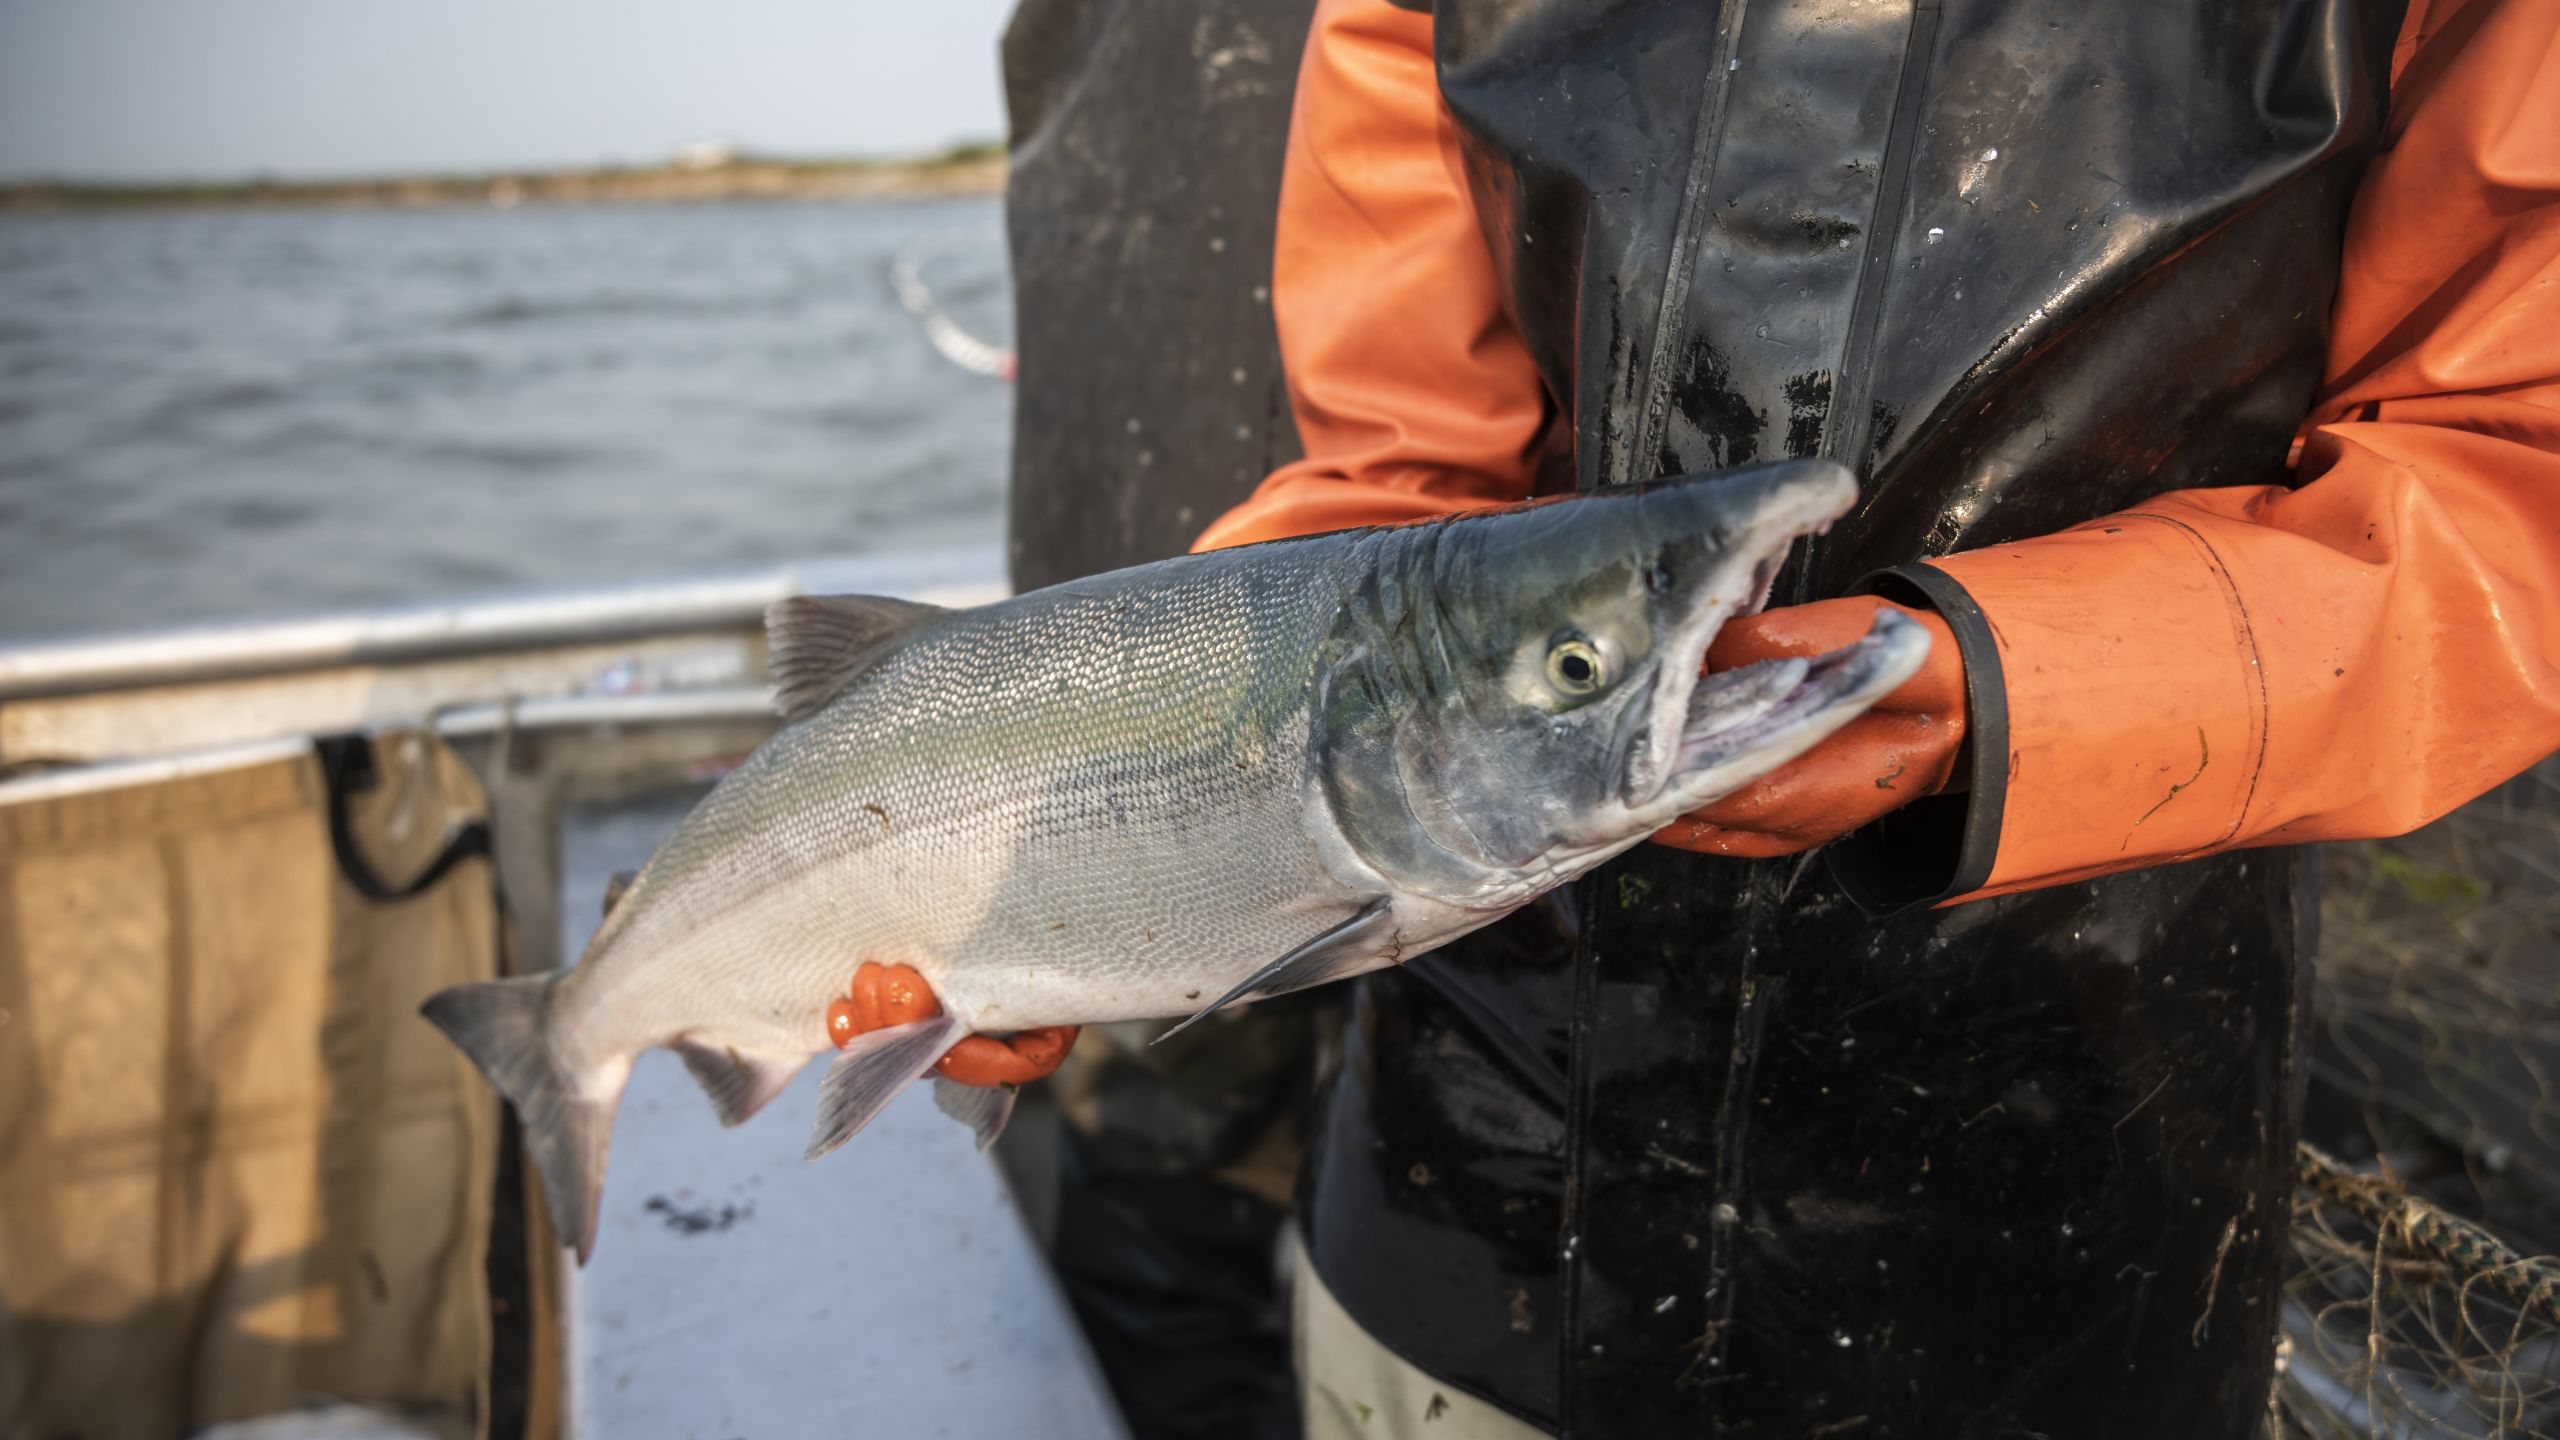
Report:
1,144,1006,213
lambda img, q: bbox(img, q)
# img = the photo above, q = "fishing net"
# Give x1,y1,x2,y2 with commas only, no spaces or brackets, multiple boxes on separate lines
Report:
2275,757,2560,1438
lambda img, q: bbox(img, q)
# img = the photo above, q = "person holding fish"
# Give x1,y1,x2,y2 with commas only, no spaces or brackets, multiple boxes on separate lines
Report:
425,0,2557,1434
1152,1,2560,1434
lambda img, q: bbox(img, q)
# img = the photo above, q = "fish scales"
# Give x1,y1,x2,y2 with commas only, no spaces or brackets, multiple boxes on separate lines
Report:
420,460,1934,1261
560,542,1368,1068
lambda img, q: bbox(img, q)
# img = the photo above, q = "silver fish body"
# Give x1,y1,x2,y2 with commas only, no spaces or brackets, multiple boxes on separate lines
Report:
424,459,1929,1261
574,536,1371,1053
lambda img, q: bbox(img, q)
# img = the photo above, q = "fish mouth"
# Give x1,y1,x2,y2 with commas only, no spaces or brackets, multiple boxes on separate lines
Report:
1736,550,1787,621
1616,472,1854,806
1659,609,1932,803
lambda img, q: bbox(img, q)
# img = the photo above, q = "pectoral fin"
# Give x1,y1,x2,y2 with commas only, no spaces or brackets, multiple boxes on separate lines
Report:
932,1076,1017,1152
804,1014,964,1160
1154,897,1398,1046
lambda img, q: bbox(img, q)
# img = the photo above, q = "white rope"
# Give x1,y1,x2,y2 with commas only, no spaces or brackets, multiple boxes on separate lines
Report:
888,242,1016,381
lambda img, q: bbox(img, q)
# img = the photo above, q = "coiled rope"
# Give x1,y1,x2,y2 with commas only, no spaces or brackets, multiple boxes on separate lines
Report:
2296,1140,2560,1321
888,241,1015,382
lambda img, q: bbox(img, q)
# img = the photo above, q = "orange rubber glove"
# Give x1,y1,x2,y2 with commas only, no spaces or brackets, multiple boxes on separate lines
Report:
825,961,1078,1087
1652,596,1966,859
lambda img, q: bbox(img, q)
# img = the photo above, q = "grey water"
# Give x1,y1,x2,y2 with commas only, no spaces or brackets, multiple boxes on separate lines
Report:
0,197,1012,641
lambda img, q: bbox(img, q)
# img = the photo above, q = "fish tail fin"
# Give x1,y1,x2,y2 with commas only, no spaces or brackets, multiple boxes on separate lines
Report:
421,973,620,1265
804,1014,964,1161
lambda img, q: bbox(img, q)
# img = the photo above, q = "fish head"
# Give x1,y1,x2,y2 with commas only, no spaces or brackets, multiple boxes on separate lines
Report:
1317,460,1930,904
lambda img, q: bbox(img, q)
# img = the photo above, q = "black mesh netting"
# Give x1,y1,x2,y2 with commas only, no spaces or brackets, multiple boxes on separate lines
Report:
2281,756,2560,1437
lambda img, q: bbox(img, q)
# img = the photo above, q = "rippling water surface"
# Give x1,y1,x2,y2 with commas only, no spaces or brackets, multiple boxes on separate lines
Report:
0,197,1011,640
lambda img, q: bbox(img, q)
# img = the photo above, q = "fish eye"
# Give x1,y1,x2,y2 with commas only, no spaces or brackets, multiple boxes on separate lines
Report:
1545,636,1609,697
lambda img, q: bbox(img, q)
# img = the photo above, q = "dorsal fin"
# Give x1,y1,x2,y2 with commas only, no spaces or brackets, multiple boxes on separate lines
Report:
601,869,638,918
763,594,947,720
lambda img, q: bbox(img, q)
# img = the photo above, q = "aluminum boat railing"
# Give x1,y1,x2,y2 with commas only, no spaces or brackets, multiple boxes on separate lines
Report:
0,544,1131,1439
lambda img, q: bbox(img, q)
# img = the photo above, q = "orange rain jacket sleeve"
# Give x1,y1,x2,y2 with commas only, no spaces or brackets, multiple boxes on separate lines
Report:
1203,0,2560,900
1929,0,2560,896
1189,0,1549,551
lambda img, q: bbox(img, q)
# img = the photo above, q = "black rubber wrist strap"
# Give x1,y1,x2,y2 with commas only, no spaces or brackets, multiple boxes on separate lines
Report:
1821,562,2008,914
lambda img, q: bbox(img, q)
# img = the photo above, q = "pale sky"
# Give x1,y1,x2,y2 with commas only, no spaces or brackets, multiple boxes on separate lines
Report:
0,0,1017,183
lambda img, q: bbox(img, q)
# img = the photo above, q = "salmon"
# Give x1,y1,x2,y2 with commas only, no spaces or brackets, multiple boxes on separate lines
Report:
422,460,1927,1262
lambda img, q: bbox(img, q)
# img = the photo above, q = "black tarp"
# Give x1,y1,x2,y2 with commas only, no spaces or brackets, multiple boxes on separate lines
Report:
1003,5,1318,1436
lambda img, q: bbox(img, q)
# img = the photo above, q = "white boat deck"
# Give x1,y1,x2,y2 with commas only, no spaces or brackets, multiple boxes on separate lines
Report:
560,789,1127,1439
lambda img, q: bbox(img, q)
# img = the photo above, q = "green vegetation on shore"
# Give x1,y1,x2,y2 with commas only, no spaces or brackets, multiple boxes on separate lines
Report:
2,141,1007,213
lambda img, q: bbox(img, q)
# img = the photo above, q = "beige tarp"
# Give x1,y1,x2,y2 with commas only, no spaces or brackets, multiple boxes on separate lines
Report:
0,733,533,1440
